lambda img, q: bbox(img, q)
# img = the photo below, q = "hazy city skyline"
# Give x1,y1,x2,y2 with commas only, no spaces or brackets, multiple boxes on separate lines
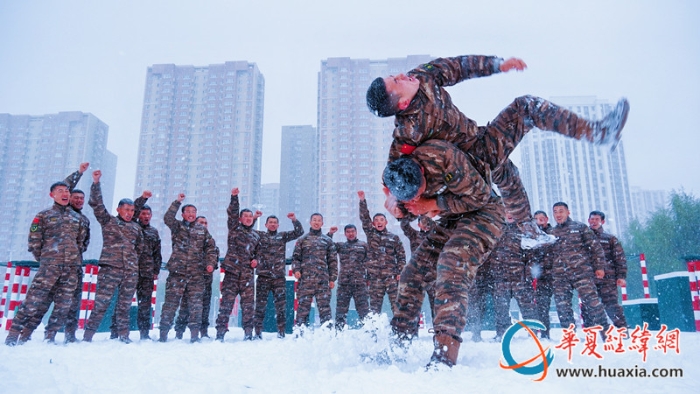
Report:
1,1,698,210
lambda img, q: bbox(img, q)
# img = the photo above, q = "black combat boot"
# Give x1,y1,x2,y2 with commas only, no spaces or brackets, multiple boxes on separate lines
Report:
215,330,226,342
427,333,461,369
64,330,78,344
4,329,20,346
109,330,118,340
591,98,630,151
175,330,184,340
190,328,200,343
139,330,151,340
158,330,168,343
83,329,96,343
44,331,57,343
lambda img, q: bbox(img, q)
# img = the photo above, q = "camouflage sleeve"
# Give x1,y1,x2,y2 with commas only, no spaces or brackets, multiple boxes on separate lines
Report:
394,234,407,274
133,195,148,221
610,236,627,280
400,218,418,246
282,219,305,242
291,238,303,275
359,199,373,236
163,200,181,231
327,239,338,283
81,220,90,253
88,182,111,226
418,55,502,87
153,236,162,276
77,217,89,257
204,230,217,269
63,170,83,192
27,213,44,261
227,195,240,232
135,226,145,258
583,227,606,272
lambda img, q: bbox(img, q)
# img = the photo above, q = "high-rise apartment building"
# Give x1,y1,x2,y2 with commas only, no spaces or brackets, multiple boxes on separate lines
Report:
134,62,264,256
630,187,668,224
0,112,117,261
279,125,317,229
317,56,431,235
518,96,633,236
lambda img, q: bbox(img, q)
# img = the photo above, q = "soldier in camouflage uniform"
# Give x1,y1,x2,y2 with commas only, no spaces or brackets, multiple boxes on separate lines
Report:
215,188,261,341
174,216,219,339
82,170,144,343
358,191,406,315
292,213,338,330
491,214,538,339
5,181,88,346
465,257,494,342
581,210,628,328
40,163,91,343
158,195,217,342
526,210,555,339
253,213,304,338
383,139,506,367
400,215,436,327
549,202,608,331
367,55,630,228
328,224,369,330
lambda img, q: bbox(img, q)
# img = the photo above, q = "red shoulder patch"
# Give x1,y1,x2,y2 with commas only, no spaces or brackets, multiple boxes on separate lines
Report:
32,217,40,224
400,144,416,155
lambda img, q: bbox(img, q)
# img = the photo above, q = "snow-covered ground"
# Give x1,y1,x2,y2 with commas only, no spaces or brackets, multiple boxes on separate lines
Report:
0,315,697,394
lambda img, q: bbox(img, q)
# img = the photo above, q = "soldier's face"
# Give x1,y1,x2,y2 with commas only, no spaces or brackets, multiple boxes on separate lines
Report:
345,227,357,241
383,74,420,110
70,192,85,210
139,209,152,225
196,217,208,229
505,213,515,223
117,204,135,222
240,211,255,227
373,215,387,231
553,206,570,225
182,206,197,223
265,218,279,232
50,186,71,206
534,213,548,227
588,215,604,230
309,214,323,230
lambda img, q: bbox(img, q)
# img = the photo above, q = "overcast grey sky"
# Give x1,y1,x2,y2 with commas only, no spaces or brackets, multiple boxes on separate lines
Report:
1,0,699,202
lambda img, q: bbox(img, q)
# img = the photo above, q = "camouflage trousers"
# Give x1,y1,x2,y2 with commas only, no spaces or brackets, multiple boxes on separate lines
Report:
41,265,83,334
159,272,206,332
175,273,213,334
367,275,399,315
295,279,332,326
580,279,627,328
552,273,608,329
254,276,287,334
468,95,601,223
135,274,157,332
335,279,370,328
216,268,254,335
11,264,80,335
391,198,505,341
493,278,538,336
534,277,554,334
465,270,494,337
84,266,138,335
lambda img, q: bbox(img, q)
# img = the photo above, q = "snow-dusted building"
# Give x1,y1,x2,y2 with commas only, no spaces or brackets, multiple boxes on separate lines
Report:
279,125,318,229
518,96,634,237
134,61,264,256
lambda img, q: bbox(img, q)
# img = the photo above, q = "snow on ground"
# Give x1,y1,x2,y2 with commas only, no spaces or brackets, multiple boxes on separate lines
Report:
0,316,697,394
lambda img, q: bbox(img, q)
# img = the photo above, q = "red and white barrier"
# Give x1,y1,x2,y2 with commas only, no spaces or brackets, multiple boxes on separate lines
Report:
686,260,700,331
78,264,95,329
5,266,30,330
0,262,13,323
620,283,628,301
640,253,651,299
86,265,99,321
151,277,158,329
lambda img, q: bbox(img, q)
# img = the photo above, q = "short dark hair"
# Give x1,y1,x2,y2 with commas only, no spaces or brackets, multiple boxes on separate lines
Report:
50,181,69,192
533,210,548,217
240,208,253,215
383,157,423,201
310,213,323,220
366,77,398,117
553,202,569,209
589,210,606,220
372,213,386,221
118,198,134,208
181,204,196,213
71,189,85,196
195,215,206,221
344,224,356,231
265,215,279,224
141,204,152,212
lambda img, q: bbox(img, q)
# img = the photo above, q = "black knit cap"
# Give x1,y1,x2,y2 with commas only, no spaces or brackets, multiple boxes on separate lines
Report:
383,157,423,201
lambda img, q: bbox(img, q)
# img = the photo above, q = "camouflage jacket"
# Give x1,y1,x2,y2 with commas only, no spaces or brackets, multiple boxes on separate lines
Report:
64,170,90,255
360,199,406,279
222,195,260,275
134,196,162,277
330,235,368,284
399,216,434,253
28,202,87,266
255,219,304,278
163,200,217,276
292,229,338,283
548,218,606,280
388,55,503,162
89,182,143,271
591,226,627,281
488,222,528,283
